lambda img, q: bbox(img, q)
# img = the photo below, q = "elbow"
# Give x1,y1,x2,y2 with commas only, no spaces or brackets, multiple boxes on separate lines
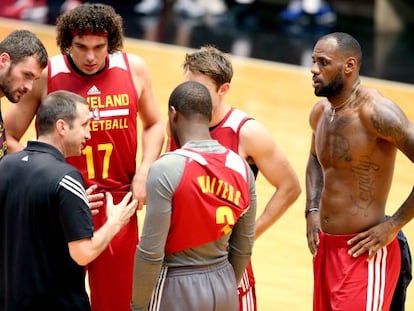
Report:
75,259,89,267
281,169,302,204
293,183,302,202
68,244,94,266
287,178,302,204
5,137,24,154
144,119,164,133
71,254,90,267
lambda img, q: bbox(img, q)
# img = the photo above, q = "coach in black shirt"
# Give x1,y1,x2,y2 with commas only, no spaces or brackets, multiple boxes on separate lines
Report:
0,90,137,311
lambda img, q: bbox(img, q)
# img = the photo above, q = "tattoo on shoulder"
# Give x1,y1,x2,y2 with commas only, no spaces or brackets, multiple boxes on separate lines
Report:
371,104,405,144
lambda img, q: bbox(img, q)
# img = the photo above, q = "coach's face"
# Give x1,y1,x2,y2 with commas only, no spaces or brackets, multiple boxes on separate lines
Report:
63,102,91,157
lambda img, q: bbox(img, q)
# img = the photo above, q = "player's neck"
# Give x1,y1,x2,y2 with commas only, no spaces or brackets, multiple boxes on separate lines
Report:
209,105,231,128
328,80,360,122
179,126,211,146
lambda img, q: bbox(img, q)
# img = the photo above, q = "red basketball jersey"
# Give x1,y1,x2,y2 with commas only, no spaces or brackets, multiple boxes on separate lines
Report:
170,108,253,153
48,52,139,191
165,148,251,255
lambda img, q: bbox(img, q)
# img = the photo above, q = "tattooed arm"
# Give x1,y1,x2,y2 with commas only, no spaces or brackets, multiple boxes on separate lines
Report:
348,88,414,259
305,146,323,255
305,101,325,255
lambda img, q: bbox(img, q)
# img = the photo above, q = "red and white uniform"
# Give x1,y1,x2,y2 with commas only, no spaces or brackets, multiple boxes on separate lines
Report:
170,107,257,311
314,231,401,311
166,148,251,254
48,51,139,311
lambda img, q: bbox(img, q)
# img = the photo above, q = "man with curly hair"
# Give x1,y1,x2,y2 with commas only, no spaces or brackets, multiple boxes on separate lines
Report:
4,3,165,311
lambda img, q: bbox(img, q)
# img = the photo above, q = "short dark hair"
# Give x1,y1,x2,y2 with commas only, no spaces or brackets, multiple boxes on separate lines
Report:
0,30,48,69
36,91,87,135
319,32,362,65
169,81,212,121
56,3,124,54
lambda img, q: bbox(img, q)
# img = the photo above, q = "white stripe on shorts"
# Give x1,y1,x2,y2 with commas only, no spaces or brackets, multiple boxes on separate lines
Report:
366,247,388,311
239,269,254,311
149,266,168,311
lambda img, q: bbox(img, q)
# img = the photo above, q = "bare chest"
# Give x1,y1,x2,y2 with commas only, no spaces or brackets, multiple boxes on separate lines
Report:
315,112,375,168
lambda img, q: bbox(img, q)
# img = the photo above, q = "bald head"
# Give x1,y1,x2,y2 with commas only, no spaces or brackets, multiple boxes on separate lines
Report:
168,81,213,147
317,32,362,67
168,81,212,122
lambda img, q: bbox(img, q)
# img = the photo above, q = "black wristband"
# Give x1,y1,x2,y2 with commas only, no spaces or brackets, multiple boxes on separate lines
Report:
305,207,319,218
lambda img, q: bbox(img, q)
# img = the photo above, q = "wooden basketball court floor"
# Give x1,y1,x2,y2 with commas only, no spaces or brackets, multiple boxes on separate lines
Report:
1,17,414,310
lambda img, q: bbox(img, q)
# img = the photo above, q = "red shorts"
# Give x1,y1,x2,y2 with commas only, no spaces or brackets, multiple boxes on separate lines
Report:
313,231,401,311
87,193,139,311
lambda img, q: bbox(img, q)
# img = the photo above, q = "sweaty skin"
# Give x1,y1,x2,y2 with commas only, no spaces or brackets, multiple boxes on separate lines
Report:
306,36,414,260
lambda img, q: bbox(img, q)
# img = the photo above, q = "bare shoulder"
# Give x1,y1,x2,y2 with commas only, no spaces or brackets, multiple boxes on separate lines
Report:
359,86,397,106
125,53,149,72
240,118,270,140
124,53,154,97
238,116,297,188
359,86,410,142
239,118,277,156
359,86,407,124
38,66,49,95
309,98,327,130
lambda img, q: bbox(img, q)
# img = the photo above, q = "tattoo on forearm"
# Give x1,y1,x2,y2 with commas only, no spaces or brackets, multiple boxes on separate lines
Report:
350,155,379,215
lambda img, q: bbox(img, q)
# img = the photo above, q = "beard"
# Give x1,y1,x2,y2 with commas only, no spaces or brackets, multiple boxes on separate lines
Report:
314,72,344,98
0,68,20,103
0,85,19,103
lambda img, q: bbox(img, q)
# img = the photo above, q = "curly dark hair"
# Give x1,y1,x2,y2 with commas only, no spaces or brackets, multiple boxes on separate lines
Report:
56,3,124,54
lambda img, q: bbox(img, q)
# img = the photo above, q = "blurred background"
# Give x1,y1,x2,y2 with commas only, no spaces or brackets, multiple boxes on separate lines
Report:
1,0,414,309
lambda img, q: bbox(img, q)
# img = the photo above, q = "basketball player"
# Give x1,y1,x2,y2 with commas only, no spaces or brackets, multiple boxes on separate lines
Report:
0,29,47,159
131,80,256,311
169,45,301,310
306,32,413,311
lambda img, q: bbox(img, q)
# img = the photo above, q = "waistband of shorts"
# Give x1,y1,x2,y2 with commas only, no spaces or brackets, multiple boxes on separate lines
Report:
319,231,358,247
165,260,230,277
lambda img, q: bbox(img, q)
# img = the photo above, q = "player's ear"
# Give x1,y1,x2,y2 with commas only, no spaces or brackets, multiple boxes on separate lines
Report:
344,57,357,74
0,52,11,69
218,82,230,96
168,105,178,122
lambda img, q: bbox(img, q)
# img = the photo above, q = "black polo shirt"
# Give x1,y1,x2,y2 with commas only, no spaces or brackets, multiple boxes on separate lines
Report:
0,104,7,159
0,141,94,311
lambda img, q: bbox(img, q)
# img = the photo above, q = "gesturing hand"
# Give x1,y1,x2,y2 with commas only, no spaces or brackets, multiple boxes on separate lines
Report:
85,184,104,216
106,192,138,229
